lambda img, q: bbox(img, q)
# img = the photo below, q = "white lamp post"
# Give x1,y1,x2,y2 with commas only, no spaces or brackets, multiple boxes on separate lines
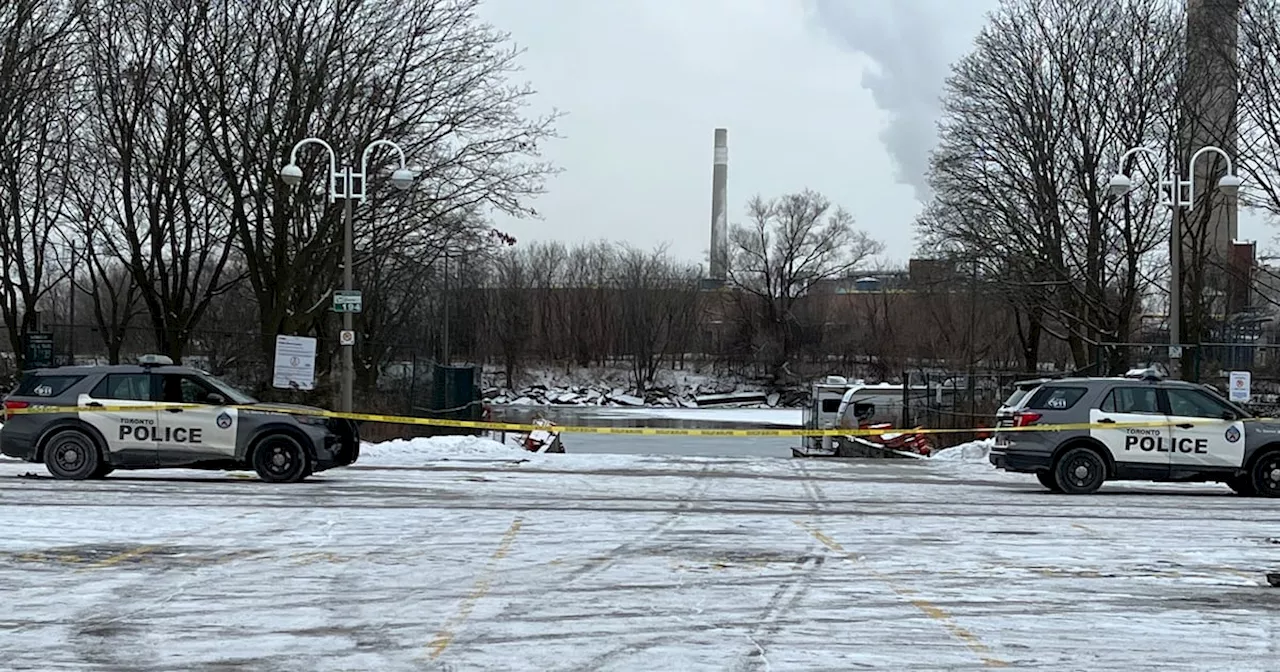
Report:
1108,144,1242,373
279,137,415,413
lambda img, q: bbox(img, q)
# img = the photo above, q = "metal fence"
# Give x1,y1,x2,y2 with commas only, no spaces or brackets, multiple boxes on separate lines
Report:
895,371,1047,448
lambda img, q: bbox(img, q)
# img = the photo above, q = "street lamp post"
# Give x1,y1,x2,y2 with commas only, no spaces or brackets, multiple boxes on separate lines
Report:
279,137,415,413
1108,145,1242,375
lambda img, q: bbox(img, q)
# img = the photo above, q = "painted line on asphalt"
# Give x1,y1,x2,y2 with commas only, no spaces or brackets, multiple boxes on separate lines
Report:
78,545,158,571
795,521,1010,668
426,516,525,661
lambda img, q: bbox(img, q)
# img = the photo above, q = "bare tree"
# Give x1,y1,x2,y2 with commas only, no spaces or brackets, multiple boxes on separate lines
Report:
489,246,533,389
190,0,558,381
614,244,700,395
728,189,882,380
76,0,241,362
1235,0,1280,217
922,0,1183,374
563,241,619,368
76,238,144,365
0,0,80,367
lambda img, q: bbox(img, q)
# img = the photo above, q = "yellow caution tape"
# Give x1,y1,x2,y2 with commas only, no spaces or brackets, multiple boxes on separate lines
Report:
2,403,1264,438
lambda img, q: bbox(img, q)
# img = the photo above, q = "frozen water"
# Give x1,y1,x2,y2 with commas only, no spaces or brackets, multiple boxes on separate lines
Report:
1,439,1278,670
589,407,803,426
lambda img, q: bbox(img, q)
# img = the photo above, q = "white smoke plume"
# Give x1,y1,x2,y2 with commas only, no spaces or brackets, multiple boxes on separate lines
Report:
807,0,997,203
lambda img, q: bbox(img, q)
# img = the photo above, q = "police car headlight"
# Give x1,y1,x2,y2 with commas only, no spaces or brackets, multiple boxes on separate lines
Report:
293,414,329,426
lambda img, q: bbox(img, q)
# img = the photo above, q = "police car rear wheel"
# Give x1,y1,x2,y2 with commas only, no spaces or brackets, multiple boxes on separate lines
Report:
252,434,310,483
1054,447,1105,495
1252,451,1280,498
43,430,102,480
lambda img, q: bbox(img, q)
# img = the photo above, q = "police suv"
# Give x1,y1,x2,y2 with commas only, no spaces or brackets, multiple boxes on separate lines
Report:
0,356,359,482
989,369,1280,497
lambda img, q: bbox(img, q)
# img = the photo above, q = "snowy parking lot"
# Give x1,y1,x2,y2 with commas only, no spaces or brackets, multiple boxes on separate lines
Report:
2,438,1279,671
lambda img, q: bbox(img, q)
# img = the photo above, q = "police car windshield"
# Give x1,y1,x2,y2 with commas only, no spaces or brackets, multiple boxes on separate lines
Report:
199,375,257,405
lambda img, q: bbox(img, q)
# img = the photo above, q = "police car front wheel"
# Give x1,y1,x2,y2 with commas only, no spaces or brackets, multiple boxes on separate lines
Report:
43,429,103,480
252,434,311,483
1252,451,1280,498
1054,447,1106,495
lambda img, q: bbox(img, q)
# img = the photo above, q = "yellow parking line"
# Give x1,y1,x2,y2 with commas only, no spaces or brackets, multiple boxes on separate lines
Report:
79,545,157,571
425,516,524,661
795,521,1009,668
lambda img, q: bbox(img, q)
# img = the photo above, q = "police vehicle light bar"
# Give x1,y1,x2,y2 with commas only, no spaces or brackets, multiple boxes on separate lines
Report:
138,354,174,366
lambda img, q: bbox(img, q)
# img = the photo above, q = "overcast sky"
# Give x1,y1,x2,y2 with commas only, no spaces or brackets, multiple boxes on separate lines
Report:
475,0,1273,269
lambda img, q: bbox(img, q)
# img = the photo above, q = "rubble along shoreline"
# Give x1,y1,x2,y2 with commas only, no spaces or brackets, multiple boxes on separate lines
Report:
480,382,810,409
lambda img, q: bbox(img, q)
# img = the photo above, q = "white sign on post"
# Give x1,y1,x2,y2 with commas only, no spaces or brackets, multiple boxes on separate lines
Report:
1229,371,1251,403
273,334,317,390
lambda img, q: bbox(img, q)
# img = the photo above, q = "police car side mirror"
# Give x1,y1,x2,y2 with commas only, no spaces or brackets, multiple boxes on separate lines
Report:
1221,410,1237,421
208,393,227,405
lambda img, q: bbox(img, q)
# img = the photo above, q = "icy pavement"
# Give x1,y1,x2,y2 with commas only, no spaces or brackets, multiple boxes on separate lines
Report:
2,439,1279,671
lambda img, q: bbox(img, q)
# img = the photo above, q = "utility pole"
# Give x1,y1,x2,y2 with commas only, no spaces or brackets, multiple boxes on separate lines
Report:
341,170,355,413
280,137,416,413
442,250,450,366
1108,145,1242,379
68,240,76,364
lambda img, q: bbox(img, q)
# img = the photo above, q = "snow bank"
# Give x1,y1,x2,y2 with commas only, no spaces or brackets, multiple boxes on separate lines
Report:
924,438,1023,482
929,439,995,463
361,436,528,466
357,435,753,471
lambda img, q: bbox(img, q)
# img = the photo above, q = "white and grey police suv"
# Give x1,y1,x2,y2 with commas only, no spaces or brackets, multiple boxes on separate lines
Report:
0,356,359,482
989,370,1280,496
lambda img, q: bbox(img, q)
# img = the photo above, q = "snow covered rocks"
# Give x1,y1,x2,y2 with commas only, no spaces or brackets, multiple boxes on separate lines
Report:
477,367,790,409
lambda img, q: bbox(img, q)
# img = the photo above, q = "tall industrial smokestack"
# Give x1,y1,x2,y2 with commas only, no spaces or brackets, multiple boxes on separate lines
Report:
709,128,729,282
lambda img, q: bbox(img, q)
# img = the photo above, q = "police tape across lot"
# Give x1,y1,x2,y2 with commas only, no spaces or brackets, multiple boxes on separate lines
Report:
4,402,1266,438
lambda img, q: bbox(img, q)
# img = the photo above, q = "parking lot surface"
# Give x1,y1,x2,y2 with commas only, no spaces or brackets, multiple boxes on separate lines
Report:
2,447,1278,671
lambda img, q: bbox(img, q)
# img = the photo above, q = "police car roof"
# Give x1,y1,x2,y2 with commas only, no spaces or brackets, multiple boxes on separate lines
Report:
1039,376,1203,388
31,363,198,375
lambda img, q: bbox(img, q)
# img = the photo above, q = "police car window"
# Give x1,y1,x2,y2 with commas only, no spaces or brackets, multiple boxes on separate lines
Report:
1100,387,1160,414
1026,387,1085,410
163,375,219,404
1002,388,1030,407
91,374,153,401
16,375,83,397
1166,389,1235,418
822,399,842,413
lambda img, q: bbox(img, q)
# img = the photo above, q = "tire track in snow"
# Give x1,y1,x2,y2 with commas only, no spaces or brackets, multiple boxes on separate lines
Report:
66,509,286,670
550,464,720,670
560,463,716,585
794,521,1010,668
733,460,830,672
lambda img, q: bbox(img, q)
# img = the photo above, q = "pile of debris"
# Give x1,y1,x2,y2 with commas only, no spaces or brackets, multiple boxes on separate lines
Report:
480,382,807,408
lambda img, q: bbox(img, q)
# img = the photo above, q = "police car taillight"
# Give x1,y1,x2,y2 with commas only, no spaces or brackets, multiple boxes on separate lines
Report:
1014,411,1041,427
3,400,28,421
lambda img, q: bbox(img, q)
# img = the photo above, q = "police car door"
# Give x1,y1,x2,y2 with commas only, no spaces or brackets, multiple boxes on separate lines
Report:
79,373,160,467
1092,385,1171,480
1163,387,1247,473
153,373,234,465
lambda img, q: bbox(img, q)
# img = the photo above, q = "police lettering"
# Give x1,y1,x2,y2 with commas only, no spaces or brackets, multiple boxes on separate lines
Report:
1122,435,1207,453
119,424,203,443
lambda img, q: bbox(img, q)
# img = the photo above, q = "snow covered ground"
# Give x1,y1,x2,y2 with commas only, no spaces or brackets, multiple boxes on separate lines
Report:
2,438,1278,670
